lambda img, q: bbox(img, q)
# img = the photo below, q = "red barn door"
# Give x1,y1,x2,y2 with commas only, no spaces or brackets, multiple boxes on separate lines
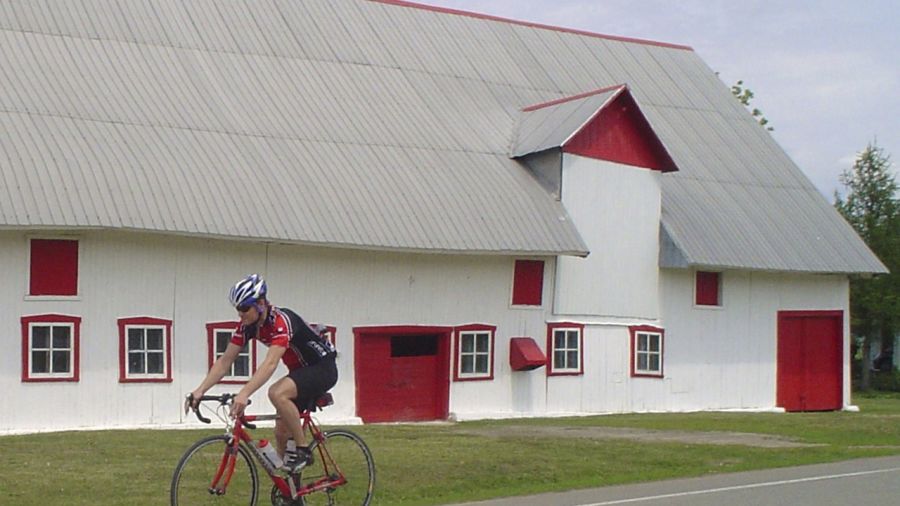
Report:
354,326,450,423
777,311,843,412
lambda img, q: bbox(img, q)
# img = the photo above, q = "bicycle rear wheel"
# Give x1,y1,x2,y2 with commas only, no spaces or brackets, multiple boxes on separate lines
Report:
170,435,260,505
299,430,375,506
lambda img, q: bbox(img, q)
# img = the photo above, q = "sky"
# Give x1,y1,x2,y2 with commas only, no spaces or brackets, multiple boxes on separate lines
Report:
421,0,899,199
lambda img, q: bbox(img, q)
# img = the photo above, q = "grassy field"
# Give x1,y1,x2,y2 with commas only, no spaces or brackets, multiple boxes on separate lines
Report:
1,393,899,505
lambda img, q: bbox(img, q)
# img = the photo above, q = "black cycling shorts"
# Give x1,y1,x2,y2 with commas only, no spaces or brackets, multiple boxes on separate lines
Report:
287,356,338,411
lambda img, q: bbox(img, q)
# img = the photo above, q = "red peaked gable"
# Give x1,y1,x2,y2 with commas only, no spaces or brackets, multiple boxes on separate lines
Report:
517,86,678,172
565,89,677,172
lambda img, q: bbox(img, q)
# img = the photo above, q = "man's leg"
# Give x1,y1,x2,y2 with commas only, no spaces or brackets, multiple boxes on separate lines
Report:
268,377,307,455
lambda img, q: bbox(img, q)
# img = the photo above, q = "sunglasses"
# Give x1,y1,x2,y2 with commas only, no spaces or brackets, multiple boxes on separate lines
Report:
236,304,254,313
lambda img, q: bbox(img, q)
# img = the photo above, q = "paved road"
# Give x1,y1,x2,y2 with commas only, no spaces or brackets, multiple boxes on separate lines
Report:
445,456,900,506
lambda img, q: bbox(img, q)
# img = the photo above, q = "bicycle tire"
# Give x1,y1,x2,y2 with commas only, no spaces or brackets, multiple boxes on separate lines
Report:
298,430,375,506
170,434,260,505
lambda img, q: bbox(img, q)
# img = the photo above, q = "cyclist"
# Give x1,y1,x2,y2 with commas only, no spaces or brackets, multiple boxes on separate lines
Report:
185,274,337,473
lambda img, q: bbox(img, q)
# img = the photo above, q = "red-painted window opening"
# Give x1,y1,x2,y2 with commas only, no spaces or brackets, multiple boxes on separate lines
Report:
695,271,721,306
30,239,79,296
512,260,544,306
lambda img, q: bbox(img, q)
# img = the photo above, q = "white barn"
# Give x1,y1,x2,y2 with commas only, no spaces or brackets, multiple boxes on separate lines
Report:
0,0,885,433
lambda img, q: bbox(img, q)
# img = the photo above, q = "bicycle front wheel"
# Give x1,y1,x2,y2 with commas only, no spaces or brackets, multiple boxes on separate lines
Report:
300,430,375,506
170,435,260,505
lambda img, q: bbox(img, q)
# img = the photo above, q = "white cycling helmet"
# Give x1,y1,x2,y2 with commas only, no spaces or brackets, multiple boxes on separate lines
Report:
228,274,267,308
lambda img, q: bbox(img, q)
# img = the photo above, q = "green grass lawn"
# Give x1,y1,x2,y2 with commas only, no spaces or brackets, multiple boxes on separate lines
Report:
2,393,899,505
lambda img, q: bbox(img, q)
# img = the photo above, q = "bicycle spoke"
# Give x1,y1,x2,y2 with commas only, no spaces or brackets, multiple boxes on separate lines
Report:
171,436,259,505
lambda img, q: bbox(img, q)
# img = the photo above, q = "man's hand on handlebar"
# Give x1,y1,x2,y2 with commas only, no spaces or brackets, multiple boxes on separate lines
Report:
230,393,249,419
184,391,202,414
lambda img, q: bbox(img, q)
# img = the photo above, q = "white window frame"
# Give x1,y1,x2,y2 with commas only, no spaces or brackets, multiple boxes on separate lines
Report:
27,322,75,380
457,330,493,380
214,328,253,382
548,324,583,375
124,324,169,380
633,330,664,377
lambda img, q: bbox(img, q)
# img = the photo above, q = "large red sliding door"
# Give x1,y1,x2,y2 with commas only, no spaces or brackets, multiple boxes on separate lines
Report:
777,311,843,412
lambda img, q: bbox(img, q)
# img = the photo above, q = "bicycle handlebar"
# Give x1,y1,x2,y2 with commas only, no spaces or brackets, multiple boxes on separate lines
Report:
186,393,255,428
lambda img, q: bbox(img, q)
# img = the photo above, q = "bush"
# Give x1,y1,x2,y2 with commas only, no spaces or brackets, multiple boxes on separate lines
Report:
870,369,900,391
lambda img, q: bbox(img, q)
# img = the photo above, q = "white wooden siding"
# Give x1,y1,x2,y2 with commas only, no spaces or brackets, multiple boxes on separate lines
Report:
555,154,661,319
1,230,559,432
658,269,850,411
1,229,853,432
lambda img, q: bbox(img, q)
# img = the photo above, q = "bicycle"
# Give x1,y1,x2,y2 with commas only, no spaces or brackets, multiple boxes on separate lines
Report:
171,393,375,505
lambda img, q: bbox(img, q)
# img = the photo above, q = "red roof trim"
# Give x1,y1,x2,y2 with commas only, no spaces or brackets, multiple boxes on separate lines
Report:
371,1,694,51
522,84,626,112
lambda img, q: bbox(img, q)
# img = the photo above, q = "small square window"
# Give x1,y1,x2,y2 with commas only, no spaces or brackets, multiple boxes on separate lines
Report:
547,323,583,376
118,317,172,383
29,239,79,296
512,260,544,306
695,271,721,306
206,322,257,384
453,324,495,381
21,314,81,382
630,325,664,378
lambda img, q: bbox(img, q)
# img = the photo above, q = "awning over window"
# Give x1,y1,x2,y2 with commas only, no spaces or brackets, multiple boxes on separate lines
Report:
510,337,546,371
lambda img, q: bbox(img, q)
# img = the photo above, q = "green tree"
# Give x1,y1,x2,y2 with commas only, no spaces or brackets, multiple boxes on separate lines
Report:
731,80,774,131
834,142,900,389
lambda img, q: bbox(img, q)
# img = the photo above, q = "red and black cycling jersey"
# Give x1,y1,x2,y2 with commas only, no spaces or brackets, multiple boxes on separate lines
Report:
231,306,336,371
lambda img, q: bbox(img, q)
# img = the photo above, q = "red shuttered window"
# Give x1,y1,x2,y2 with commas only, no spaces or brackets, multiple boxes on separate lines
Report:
695,271,721,307
512,260,544,306
29,239,79,296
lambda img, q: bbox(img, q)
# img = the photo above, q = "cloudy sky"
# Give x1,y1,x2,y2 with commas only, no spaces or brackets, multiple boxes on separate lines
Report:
423,0,899,199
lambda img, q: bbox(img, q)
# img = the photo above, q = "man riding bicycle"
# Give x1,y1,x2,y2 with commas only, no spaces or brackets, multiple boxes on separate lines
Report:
185,274,337,473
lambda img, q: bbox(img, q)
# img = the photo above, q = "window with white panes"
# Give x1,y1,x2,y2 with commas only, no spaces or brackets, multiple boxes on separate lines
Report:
21,315,81,381
453,324,495,381
127,326,166,376
216,328,253,381
118,317,172,382
547,323,583,375
630,326,664,378
459,332,490,378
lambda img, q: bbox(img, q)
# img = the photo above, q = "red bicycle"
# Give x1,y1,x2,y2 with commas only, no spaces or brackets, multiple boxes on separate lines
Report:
170,393,375,505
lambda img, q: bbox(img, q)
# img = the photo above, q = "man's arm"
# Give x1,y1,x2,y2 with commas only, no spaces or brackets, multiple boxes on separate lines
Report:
185,342,242,412
230,344,287,418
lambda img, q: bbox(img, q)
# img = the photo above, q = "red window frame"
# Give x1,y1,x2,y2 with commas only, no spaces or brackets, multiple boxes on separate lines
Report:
512,259,544,306
546,322,584,376
206,321,257,384
21,314,81,382
118,316,173,383
29,238,79,296
695,271,721,306
453,324,496,381
629,325,665,378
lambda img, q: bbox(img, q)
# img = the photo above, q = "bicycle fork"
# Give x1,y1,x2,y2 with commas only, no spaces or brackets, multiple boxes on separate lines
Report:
208,437,239,495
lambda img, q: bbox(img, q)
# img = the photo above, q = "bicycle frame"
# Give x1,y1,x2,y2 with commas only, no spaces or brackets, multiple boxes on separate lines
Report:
205,403,346,501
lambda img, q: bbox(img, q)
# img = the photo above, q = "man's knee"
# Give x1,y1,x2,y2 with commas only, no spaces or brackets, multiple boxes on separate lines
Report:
268,379,297,405
268,383,287,404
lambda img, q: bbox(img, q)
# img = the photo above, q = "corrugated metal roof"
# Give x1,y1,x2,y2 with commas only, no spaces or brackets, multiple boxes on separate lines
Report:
0,0,885,272
510,86,624,158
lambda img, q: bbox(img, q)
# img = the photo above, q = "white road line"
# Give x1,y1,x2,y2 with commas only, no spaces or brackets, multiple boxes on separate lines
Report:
581,467,900,505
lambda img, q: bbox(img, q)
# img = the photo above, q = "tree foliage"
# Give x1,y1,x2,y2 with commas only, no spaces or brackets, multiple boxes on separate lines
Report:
835,142,900,386
731,80,774,131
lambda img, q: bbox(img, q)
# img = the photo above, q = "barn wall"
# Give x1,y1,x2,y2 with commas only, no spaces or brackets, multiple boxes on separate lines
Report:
1,230,558,432
1,230,854,432
542,269,849,415
555,154,661,319
657,269,850,411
